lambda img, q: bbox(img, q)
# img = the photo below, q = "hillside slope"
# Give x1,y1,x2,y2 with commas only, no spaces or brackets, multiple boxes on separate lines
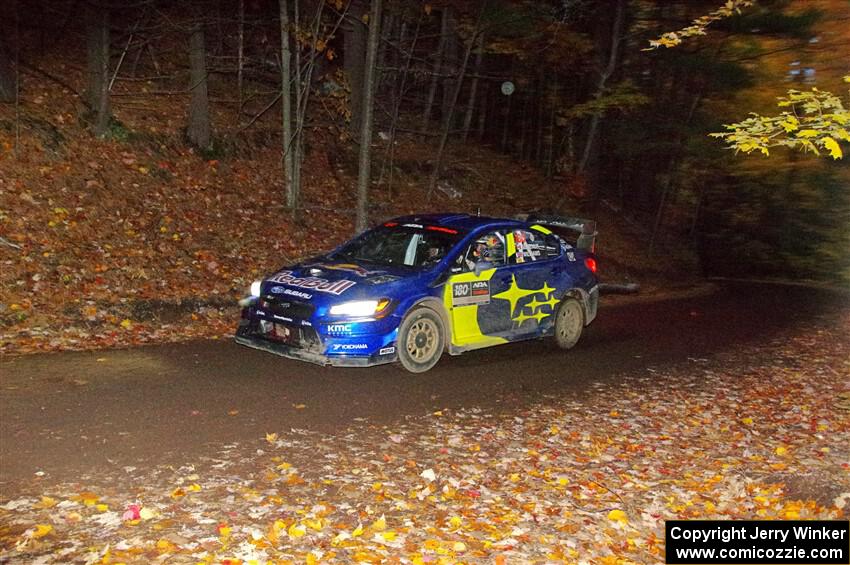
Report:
0,59,698,355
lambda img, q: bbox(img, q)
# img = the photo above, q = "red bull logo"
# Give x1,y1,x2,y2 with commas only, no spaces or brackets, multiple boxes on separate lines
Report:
268,270,356,295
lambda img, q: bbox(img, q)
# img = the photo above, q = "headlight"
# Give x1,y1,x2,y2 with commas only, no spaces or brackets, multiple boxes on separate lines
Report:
250,280,262,297
329,298,391,318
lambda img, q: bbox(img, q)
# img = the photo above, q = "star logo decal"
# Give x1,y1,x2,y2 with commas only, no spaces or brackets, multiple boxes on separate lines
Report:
492,275,559,327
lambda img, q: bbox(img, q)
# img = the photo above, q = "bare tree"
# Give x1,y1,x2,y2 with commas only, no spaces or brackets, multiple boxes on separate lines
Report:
577,0,625,175
0,41,14,103
344,0,367,135
187,21,211,149
354,0,382,232
237,0,245,114
428,3,486,197
279,0,295,210
461,31,484,142
85,2,111,136
421,7,448,129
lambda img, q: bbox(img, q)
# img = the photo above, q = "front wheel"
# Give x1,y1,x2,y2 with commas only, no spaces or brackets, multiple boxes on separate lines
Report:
397,308,444,373
554,297,584,350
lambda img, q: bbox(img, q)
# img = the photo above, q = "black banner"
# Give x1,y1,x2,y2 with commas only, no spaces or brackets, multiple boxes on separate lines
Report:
665,520,849,564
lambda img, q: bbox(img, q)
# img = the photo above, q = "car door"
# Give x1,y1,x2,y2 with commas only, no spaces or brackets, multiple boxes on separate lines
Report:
442,229,511,349
443,227,565,349
495,227,567,337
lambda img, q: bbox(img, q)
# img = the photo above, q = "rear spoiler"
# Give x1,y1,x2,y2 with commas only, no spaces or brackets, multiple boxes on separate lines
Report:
516,213,597,252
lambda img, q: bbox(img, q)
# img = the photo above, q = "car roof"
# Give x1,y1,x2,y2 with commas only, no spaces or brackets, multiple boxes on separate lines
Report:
390,213,524,232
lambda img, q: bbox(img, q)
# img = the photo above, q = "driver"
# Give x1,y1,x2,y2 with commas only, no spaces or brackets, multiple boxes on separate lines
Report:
467,234,502,269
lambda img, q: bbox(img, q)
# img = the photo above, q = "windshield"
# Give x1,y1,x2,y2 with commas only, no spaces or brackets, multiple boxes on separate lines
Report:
331,225,461,269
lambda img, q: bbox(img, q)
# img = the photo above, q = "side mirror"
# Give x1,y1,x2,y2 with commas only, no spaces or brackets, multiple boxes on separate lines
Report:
474,261,494,276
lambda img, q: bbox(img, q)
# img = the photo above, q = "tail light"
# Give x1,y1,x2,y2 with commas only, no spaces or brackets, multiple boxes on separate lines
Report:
584,257,598,274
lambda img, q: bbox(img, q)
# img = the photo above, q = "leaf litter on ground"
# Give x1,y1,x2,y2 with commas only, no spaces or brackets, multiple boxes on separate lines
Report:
0,313,848,564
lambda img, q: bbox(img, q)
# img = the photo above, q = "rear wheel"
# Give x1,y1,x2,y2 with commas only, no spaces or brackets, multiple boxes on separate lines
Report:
554,297,584,349
397,308,444,373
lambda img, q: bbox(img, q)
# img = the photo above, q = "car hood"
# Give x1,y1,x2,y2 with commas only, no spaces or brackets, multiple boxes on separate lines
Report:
261,258,422,307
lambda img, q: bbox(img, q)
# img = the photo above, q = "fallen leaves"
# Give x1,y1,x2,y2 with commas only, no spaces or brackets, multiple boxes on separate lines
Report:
0,315,848,563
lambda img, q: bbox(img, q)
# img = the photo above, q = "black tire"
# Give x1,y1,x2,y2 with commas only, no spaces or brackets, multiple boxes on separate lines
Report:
554,296,584,350
397,307,445,373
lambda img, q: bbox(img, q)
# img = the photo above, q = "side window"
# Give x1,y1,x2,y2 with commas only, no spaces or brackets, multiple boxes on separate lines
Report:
544,234,563,259
463,231,507,270
509,229,558,264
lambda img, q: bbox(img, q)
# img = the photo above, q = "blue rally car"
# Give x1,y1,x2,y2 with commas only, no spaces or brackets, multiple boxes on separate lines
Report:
235,213,599,372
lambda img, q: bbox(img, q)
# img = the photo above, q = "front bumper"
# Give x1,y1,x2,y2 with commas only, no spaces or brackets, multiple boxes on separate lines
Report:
234,320,397,368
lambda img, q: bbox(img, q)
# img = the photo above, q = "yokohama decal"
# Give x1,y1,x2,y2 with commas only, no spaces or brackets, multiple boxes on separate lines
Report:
268,270,356,295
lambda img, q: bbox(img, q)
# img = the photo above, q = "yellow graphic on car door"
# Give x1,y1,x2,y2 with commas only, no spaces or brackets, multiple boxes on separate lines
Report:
443,270,507,348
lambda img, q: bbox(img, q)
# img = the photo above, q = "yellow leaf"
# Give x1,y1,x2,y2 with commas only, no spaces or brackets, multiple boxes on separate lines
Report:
449,516,463,529
371,482,383,492
352,523,364,537
775,446,788,456
187,483,202,492
171,487,185,498
607,509,629,525
120,318,133,330
156,539,176,552
380,530,397,541
823,137,843,159
139,507,155,520
30,524,53,539
96,503,109,512
370,514,386,531
797,129,819,138
453,541,467,552
37,496,57,509
288,523,306,538
266,432,278,444
304,518,324,531
741,417,753,425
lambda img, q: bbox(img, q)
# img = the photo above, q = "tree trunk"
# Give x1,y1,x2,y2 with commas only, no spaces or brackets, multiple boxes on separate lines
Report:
461,31,483,142
476,83,488,141
0,38,14,102
344,0,366,136
500,87,512,152
545,78,558,178
388,19,407,107
440,9,458,124
375,12,393,93
187,23,211,149
279,0,295,210
380,13,421,193
292,0,303,209
354,0,382,232
421,7,448,129
237,0,245,114
576,0,625,175
428,4,485,197
85,2,111,136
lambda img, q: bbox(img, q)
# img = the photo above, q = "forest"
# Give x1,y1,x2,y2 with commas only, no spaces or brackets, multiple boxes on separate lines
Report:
0,0,848,352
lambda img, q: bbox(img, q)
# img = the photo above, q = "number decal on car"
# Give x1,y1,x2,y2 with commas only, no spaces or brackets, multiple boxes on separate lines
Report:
451,281,490,306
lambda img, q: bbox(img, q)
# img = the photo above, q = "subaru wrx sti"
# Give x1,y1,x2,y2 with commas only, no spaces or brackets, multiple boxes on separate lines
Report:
235,213,599,372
